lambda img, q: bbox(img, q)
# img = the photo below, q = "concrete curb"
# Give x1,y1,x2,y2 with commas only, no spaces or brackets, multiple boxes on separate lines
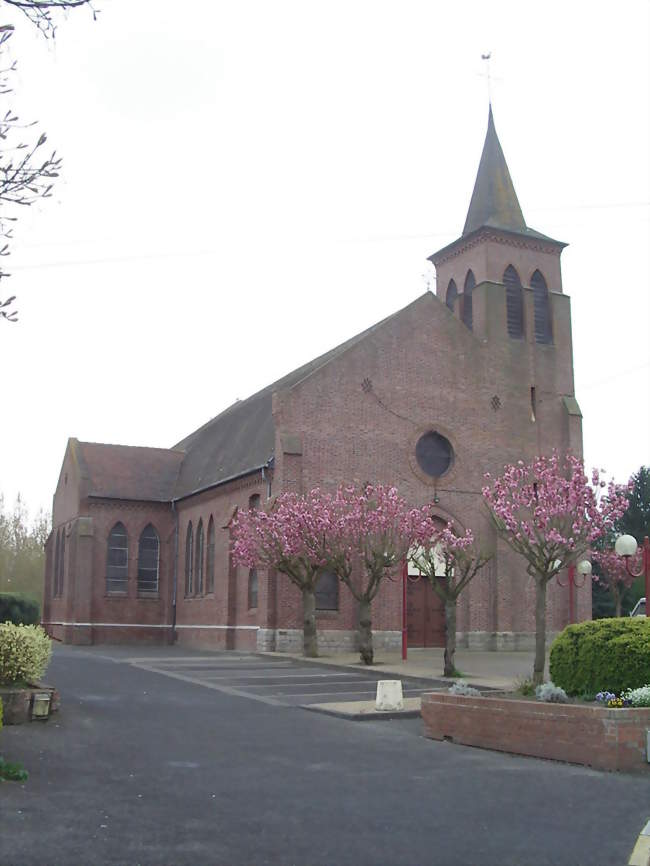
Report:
629,819,650,866
302,704,422,722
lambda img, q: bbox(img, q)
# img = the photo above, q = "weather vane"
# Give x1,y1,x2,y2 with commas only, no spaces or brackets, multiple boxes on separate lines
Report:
481,51,492,105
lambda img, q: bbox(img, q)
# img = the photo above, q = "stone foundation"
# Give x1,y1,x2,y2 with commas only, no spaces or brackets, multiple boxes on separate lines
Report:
258,628,401,654
456,631,560,652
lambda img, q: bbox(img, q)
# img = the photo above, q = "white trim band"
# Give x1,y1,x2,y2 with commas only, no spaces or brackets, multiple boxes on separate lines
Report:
43,621,259,631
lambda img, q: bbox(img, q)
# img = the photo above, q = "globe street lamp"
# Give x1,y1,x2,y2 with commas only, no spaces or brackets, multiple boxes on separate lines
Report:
614,534,650,615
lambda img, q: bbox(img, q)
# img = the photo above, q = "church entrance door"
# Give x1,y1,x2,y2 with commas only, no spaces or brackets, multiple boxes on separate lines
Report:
406,578,445,648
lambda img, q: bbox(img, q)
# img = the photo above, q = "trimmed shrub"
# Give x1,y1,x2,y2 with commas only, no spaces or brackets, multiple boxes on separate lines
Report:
0,593,40,626
0,623,52,686
550,618,650,696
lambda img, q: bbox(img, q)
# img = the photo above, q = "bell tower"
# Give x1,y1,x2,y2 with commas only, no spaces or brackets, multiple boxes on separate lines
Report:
428,107,582,457
429,107,567,346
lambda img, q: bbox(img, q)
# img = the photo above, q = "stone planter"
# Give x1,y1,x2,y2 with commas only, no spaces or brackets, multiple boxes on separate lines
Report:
421,692,650,772
0,683,60,725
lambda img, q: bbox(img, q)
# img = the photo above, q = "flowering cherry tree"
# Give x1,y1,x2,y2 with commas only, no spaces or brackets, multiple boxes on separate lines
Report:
327,484,430,665
482,452,630,684
592,549,641,618
411,522,492,677
231,490,334,658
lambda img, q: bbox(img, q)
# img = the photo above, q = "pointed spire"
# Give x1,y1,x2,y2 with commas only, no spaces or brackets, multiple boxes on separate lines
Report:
462,107,527,236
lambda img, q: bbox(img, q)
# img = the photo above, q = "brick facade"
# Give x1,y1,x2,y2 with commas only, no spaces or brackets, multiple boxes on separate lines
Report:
43,110,587,652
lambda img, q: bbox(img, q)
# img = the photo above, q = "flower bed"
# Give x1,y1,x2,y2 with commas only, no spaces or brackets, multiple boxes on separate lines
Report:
421,692,650,772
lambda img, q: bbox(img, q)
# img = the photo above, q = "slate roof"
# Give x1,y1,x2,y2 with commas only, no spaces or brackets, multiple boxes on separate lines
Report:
171,301,414,499
75,441,184,502
460,107,564,246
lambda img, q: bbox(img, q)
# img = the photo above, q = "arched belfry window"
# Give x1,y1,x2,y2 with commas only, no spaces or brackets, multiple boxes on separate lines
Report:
185,522,194,596
106,522,128,594
206,516,215,594
462,270,475,330
53,530,60,597
195,519,204,596
504,265,524,339
137,524,160,595
446,279,458,311
531,270,552,344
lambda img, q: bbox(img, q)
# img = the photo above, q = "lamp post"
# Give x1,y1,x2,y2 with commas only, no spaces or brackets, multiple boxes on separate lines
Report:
556,560,592,624
614,535,650,615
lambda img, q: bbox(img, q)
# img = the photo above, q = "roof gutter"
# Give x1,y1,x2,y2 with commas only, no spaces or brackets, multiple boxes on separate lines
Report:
171,461,272,504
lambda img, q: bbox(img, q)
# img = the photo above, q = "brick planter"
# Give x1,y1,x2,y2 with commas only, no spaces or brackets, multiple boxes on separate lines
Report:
0,684,60,725
421,692,650,772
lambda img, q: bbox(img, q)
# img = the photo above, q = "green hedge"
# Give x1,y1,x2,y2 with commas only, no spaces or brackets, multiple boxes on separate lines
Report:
550,618,650,695
0,593,40,626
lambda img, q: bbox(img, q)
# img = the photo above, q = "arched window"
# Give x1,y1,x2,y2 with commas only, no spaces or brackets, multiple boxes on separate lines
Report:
248,568,258,609
446,279,458,311
206,516,215,594
195,519,204,596
315,569,339,611
106,522,128,594
53,530,60,597
504,265,524,339
59,529,66,596
531,270,552,344
462,270,475,330
137,524,160,595
185,522,194,596
249,494,261,510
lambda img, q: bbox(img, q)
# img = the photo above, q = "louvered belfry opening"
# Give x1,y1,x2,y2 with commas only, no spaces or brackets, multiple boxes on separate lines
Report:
107,522,128,594
531,270,553,344
446,279,458,311
504,265,524,339
461,270,475,330
137,524,160,595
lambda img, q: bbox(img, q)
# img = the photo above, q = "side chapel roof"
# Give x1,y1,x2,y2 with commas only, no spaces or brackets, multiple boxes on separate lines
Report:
74,440,184,502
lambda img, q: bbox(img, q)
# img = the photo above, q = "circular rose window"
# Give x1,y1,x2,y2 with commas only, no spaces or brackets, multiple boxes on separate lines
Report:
415,431,453,478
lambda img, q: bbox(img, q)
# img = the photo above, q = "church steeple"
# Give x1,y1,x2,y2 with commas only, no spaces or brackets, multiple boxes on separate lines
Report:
462,107,526,237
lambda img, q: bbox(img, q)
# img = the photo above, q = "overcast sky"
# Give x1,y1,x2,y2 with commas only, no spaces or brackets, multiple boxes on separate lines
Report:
1,0,649,519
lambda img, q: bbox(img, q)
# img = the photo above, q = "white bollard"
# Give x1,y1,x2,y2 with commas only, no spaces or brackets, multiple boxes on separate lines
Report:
375,680,404,711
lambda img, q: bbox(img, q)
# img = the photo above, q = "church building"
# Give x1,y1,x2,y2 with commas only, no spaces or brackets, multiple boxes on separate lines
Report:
43,109,587,652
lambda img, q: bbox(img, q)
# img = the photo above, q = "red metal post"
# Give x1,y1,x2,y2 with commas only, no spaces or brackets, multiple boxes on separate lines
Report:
643,535,650,616
402,559,408,661
568,563,576,624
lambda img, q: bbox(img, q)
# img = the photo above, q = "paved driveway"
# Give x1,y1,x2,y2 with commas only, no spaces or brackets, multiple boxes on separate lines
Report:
1,645,648,866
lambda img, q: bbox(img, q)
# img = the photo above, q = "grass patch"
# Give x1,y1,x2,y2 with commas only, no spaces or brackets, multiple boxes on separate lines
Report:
0,757,28,782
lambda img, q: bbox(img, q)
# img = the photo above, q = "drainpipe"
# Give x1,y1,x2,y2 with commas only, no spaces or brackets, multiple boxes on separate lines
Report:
171,500,179,643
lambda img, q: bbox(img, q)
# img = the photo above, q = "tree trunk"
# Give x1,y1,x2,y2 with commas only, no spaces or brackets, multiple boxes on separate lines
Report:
302,586,318,658
358,597,374,665
443,599,457,677
533,578,547,686
614,590,622,619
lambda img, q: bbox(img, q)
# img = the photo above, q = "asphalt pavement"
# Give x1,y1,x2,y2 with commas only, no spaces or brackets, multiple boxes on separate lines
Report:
1,644,649,866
